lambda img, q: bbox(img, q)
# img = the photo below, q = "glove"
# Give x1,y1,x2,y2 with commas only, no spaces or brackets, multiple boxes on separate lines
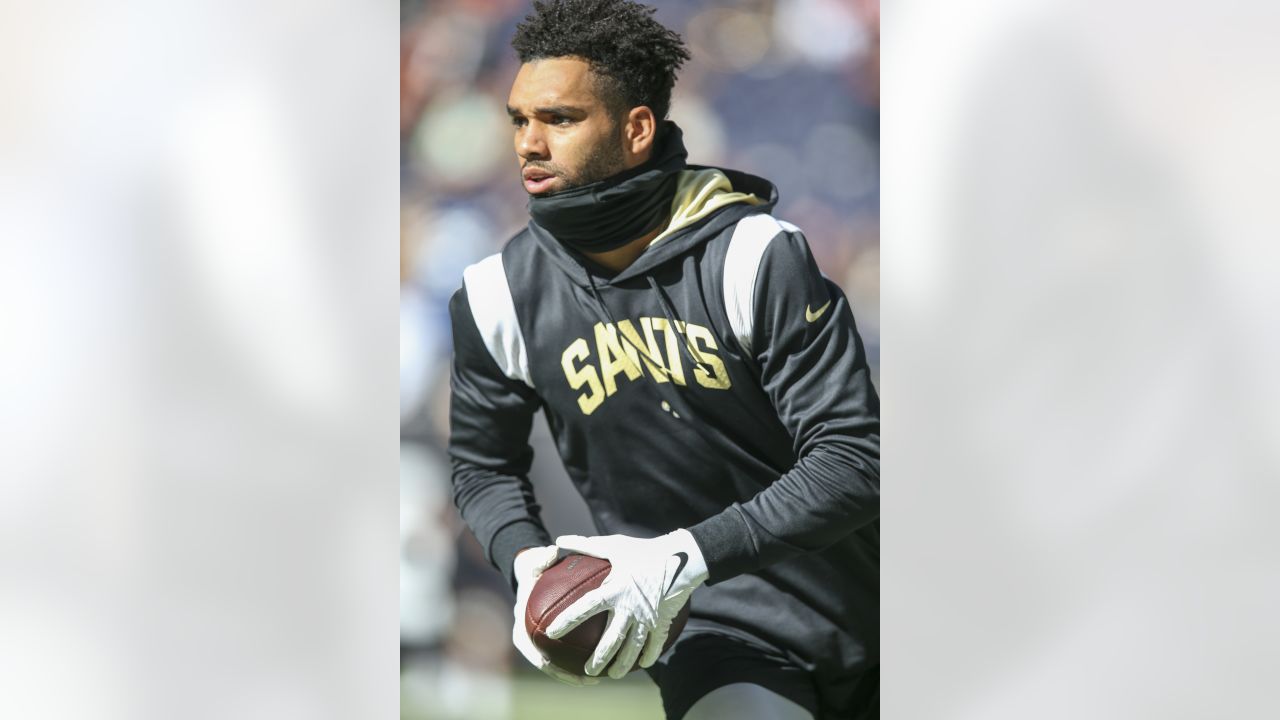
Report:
511,544,599,686
546,529,709,679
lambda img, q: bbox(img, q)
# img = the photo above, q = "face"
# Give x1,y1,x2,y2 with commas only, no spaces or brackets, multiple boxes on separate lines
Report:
507,57,629,197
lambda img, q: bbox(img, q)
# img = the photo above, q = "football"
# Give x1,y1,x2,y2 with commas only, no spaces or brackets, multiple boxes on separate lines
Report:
525,553,690,675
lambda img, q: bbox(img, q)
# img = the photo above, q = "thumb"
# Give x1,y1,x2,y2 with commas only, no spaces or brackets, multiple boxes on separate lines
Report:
527,544,560,571
555,534,605,558
514,545,561,586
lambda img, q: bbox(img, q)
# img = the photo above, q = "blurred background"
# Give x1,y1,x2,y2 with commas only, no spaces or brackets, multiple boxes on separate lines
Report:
397,0,880,717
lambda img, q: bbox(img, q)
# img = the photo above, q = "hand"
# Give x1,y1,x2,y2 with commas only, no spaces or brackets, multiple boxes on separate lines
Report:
547,530,709,679
511,544,600,686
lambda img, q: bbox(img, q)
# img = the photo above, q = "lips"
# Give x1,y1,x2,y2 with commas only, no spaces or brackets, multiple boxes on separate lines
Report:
522,167,558,194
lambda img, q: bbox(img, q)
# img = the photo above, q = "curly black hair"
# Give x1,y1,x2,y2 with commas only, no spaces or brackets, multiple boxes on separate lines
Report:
511,0,691,121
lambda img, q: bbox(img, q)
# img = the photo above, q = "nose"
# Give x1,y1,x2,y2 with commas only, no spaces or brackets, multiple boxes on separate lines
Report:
516,122,548,161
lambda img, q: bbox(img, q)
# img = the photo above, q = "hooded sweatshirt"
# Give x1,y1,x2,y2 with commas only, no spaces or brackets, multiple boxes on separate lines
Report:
447,145,880,700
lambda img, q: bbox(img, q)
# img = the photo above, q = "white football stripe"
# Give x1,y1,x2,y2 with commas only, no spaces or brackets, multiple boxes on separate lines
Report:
462,253,534,388
723,214,789,356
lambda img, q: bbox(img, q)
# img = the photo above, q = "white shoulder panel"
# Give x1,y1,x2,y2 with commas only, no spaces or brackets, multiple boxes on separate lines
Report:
722,214,788,356
462,253,534,389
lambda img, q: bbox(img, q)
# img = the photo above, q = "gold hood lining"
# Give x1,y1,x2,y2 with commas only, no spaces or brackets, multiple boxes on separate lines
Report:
648,169,763,248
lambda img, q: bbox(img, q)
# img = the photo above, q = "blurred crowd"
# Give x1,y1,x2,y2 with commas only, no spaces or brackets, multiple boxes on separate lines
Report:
399,1,878,717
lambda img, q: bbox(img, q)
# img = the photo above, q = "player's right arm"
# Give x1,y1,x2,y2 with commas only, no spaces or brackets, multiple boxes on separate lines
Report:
450,284,596,685
447,284,551,590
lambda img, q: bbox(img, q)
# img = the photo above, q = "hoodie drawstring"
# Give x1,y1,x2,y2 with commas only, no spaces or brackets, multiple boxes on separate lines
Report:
645,275,712,377
582,270,711,381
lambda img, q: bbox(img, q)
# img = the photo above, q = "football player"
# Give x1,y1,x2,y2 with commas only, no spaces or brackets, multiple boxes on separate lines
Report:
448,1,879,717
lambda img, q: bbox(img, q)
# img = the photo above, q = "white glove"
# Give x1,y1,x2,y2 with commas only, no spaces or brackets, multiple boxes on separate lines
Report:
512,544,599,686
546,529,709,679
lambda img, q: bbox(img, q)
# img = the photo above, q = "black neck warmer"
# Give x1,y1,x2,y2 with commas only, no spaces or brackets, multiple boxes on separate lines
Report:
528,122,689,253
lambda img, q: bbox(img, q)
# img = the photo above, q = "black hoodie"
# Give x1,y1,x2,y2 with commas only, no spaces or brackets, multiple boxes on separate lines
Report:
447,164,880,702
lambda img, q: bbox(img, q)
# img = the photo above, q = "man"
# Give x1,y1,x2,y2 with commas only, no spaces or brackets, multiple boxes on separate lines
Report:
447,1,879,717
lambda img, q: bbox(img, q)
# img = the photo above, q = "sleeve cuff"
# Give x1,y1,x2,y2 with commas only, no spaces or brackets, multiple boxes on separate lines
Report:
688,504,760,585
489,519,553,592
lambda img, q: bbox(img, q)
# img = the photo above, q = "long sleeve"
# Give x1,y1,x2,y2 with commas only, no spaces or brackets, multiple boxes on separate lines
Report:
690,225,880,582
448,286,551,590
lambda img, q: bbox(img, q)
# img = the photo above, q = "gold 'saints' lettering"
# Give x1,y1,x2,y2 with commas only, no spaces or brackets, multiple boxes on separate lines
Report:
561,336,605,415
561,317,729,415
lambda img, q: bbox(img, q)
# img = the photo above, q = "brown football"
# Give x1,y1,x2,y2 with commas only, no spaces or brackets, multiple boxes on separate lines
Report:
525,553,690,676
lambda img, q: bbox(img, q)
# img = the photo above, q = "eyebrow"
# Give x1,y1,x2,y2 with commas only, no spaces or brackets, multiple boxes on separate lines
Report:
506,105,587,118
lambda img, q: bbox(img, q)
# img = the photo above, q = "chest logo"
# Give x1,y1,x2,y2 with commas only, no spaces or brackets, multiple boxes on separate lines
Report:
560,317,731,416
805,299,832,323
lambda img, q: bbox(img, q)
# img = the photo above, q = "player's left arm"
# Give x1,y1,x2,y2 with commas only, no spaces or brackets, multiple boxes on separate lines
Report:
689,222,880,583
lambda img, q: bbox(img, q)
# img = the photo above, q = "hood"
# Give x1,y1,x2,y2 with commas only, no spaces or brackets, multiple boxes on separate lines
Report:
528,165,779,287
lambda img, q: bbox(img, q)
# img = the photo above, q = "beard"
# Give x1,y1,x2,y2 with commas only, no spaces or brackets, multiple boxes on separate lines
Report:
525,135,628,198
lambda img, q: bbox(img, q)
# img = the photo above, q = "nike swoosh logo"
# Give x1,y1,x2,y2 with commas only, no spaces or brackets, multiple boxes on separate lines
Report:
805,299,832,323
666,552,689,595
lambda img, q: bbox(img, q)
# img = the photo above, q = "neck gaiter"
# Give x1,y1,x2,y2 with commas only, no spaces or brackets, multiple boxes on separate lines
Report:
528,122,688,253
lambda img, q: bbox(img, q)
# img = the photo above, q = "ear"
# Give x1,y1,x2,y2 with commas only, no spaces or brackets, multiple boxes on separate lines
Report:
622,106,658,161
